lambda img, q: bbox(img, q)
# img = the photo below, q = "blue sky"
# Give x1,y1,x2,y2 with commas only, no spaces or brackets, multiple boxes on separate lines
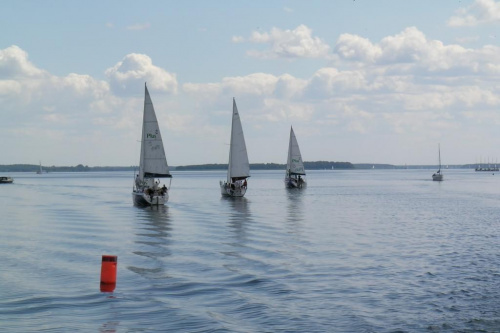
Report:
2,0,500,166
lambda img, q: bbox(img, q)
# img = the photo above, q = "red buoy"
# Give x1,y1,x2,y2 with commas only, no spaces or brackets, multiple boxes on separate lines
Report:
100,255,117,292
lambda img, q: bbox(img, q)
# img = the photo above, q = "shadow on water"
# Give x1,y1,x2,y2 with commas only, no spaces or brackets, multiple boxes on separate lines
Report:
128,205,172,279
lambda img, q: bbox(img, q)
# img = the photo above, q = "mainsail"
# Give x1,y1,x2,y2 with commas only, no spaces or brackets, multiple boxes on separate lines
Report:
139,84,171,179
227,98,250,183
287,126,305,176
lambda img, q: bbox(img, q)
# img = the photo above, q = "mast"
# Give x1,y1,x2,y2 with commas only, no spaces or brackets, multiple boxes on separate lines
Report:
138,84,147,179
438,143,441,173
287,126,293,176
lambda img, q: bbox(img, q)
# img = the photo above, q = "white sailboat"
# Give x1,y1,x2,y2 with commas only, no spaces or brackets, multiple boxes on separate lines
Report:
132,83,172,206
220,98,250,197
432,143,443,181
36,161,43,174
285,126,306,188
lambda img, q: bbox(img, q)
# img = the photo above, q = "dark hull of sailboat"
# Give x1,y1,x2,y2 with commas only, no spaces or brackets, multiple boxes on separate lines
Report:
132,191,168,206
220,182,247,197
0,177,14,184
285,177,306,188
432,174,443,181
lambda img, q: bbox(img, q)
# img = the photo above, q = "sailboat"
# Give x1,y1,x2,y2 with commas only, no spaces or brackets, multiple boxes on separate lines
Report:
285,126,306,188
36,161,43,174
132,83,172,206
220,98,250,197
432,144,443,181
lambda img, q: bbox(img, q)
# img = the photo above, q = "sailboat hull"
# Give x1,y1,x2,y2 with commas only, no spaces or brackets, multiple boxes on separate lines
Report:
132,191,168,206
285,177,306,188
220,181,247,197
432,174,443,181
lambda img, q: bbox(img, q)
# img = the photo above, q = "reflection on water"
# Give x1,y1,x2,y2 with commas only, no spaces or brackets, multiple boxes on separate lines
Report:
286,188,305,234
128,205,172,279
222,197,252,241
99,321,119,333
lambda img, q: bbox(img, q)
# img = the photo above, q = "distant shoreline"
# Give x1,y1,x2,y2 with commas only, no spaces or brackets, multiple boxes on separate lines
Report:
0,162,481,173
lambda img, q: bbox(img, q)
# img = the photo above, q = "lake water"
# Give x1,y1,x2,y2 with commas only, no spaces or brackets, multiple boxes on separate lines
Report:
1,169,499,332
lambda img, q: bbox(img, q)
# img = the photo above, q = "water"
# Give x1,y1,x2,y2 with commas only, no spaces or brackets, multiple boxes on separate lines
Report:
1,169,499,332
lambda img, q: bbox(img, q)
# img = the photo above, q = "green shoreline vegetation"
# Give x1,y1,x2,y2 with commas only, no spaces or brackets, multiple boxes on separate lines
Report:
0,161,353,172
0,162,477,173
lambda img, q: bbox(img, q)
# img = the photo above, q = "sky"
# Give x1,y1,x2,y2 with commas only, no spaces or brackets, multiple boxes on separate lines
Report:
2,0,500,166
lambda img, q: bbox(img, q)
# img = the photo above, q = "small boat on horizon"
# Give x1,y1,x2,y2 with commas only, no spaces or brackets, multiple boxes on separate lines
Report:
220,98,250,197
0,176,14,184
285,126,306,188
36,161,48,174
132,83,172,206
432,144,443,181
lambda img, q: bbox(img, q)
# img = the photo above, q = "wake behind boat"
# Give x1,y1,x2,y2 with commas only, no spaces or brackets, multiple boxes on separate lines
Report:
285,126,306,188
220,98,250,197
132,84,172,206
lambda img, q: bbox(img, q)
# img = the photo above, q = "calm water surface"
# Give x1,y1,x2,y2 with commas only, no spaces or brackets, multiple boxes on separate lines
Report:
0,169,499,332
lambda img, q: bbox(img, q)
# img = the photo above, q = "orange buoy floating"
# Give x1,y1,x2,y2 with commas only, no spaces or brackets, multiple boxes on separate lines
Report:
100,255,117,292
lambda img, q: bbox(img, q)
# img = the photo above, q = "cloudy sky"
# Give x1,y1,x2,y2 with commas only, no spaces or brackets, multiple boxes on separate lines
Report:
2,0,500,166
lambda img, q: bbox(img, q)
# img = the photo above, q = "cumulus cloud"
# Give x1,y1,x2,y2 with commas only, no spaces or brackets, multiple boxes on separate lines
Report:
0,45,110,111
105,53,178,95
246,24,330,59
334,27,500,75
0,45,47,78
448,0,500,27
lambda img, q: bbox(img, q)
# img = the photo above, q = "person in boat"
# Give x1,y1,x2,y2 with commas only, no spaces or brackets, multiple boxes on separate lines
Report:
243,179,247,188
161,184,167,195
135,175,141,189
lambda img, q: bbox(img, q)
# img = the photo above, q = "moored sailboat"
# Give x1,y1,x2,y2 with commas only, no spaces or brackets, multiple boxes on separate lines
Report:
432,144,443,181
220,98,250,197
132,83,172,206
0,176,14,184
285,126,306,188
36,161,44,174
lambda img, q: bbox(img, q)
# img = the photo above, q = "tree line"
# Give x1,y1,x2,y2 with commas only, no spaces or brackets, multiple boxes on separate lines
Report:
0,161,354,172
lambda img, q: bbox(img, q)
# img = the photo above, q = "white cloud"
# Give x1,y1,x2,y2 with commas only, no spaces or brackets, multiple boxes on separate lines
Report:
334,27,500,75
126,23,151,31
246,24,330,59
232,36,245,43
448,0,500,27
105,53,178,95
0,45,47,78
184,73,279,102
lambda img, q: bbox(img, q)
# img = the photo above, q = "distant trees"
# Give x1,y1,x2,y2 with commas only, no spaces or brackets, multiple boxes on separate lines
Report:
0,161,355,172
174,161,354,171
0,164,136,172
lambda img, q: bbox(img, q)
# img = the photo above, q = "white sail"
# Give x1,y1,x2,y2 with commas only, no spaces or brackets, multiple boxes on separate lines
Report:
227,98,250,183
139,85,171,179
287,126,305,176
